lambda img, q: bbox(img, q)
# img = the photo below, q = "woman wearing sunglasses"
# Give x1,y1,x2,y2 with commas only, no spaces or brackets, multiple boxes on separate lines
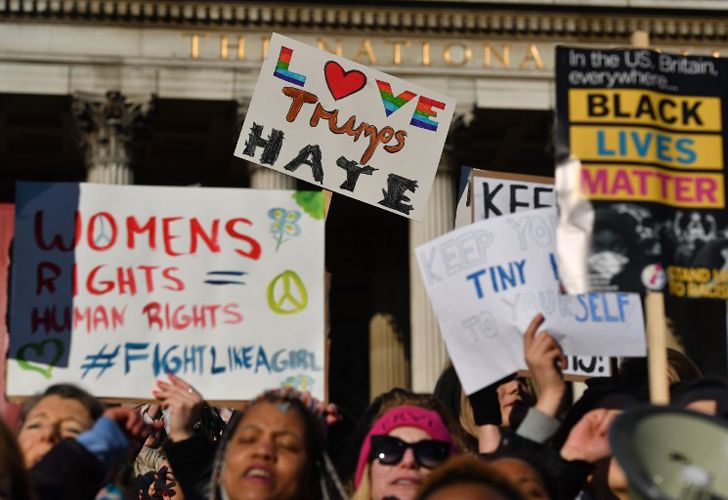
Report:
352,405,461,500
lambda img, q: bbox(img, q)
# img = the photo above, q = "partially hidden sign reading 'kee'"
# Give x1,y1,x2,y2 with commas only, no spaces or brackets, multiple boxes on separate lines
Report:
7,182,326,401
235,33,456,220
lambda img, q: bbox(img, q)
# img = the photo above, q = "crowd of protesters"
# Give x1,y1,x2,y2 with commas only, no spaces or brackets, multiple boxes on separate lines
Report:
1,312,727,500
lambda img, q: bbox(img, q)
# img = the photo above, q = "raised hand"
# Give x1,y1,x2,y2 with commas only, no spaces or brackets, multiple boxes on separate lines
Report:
323,402,342,426
103,407,161,443
524,313,566,417
560,408,621,463
152,373,204,442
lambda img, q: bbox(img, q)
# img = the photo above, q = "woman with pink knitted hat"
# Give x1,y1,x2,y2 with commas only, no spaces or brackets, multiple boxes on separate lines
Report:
351,404,463,500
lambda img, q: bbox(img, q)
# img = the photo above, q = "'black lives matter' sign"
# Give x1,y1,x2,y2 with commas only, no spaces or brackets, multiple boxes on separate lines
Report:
555,47,728,299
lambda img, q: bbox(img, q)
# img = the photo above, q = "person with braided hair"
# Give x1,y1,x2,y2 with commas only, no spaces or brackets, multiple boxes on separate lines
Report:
153,374,347,500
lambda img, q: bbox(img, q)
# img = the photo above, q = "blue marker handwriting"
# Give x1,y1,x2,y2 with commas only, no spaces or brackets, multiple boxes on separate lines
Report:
500,290,632,324
80,342,322,379
466,259,526,298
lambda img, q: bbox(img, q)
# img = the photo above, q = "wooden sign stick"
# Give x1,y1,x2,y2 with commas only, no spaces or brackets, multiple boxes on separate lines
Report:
631,29,670,405
645,291,669,404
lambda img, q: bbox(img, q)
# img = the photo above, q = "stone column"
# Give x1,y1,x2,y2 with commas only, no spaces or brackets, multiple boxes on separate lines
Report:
72,91,151,185
249,165,298,190
370,313,410,399
409,150,457,392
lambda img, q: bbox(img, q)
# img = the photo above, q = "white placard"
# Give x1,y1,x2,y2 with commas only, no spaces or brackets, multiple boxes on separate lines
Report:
8,182,325,400
234,33,456,221
472,170,637,379
472,170,555,221
416,207,646,394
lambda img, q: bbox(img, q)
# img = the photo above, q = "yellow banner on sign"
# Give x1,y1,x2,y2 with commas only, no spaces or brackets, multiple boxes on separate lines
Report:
570,125,724,170
568,89,722,132
579,164,725,208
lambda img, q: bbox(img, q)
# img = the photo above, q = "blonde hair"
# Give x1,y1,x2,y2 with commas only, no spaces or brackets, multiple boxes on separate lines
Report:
458,390,478,437
349,394,471,498
351,462,372,500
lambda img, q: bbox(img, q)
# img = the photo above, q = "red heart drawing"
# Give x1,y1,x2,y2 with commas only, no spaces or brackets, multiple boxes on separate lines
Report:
324,61,367,101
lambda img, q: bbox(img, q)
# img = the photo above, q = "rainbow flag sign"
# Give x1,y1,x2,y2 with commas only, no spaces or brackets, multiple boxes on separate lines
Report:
235,33,456,221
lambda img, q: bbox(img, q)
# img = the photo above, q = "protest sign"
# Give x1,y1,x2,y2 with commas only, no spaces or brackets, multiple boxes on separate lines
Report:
472,170,622,379
234,33,456,221
472,170,554,221
416,207,645,394
555,47,728,299
0,204,19,422
7,182,325,401
455,166,473,229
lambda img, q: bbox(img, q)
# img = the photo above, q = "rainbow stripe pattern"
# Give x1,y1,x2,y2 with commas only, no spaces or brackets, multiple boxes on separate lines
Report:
410,96,446,132
376,79,416,117
274,46,306,87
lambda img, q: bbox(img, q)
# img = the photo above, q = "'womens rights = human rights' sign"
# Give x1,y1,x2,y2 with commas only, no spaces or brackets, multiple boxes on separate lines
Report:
234,33,456,221
8,182,325,401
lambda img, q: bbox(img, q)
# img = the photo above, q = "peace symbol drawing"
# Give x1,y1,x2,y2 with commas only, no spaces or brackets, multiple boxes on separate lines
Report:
92,217,113,247
267,270,308,315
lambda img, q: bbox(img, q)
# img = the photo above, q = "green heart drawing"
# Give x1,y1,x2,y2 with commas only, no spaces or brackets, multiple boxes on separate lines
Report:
16,339,65,379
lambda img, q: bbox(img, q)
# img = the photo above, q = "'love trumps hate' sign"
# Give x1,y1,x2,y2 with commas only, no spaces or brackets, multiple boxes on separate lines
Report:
235,33,456,221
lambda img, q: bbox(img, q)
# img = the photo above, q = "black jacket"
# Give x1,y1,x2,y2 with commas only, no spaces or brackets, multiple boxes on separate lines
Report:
163,435,217,500
29,438,105,500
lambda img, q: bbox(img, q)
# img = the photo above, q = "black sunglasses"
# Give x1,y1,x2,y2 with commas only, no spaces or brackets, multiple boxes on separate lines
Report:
369,435,451,469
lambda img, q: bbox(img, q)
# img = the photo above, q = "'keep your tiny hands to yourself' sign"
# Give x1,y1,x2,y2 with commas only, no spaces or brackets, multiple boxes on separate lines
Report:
418,203,646,394
471,170,646,379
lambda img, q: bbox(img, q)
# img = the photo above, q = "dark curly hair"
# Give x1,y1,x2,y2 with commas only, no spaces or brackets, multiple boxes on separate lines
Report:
210,389,345,500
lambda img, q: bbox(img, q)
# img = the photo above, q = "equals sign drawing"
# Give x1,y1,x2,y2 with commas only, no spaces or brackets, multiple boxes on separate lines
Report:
205,271,247,286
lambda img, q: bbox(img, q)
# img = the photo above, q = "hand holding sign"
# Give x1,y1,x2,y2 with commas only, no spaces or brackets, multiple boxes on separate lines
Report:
523,313,567,418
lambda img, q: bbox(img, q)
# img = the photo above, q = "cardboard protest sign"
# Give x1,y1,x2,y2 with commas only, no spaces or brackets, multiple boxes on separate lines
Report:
416,207,645,394
472,170,621,379
8,182,325,401
555,47,728,299
234,33,456,221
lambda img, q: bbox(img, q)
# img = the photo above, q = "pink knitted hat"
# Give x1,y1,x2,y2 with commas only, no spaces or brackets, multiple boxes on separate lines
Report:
354,405,456,487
